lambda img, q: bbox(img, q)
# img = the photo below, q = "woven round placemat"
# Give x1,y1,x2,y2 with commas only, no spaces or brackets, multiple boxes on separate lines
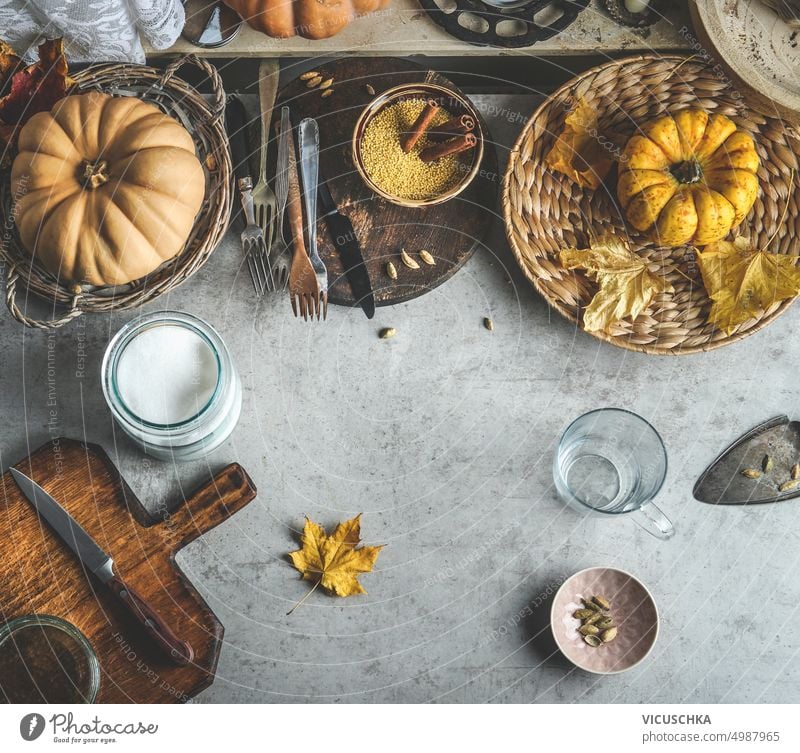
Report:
0,54,231,329
502,55,800,355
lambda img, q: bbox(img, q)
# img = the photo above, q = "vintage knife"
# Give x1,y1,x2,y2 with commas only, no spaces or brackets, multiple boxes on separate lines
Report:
10,467,194,665
318,180,375,319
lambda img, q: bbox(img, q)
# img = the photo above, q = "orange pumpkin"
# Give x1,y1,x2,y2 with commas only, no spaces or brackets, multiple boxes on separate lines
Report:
11,92,204,287
224,0,391,40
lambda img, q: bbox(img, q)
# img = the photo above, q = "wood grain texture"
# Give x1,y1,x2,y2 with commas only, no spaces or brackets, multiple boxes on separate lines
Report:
0,438,257,703
275,57,498,308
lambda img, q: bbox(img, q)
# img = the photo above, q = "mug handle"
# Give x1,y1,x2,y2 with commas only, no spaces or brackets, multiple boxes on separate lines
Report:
633,502,674,540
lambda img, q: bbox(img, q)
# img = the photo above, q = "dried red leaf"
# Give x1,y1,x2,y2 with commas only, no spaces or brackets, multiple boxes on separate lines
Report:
0,38,74,154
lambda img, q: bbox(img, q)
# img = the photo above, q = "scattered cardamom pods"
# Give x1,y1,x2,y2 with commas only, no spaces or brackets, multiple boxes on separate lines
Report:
583,634,602,647
484,317,494,332
321,89,334,98
419,250,436,266
792,463,800,480
779,478,800,492
319,78,334,90
592,595,611,611
741,468,762,479
306,75,323,88
379,327,396,340
763,454,774,473
386,261,398,280
400,249,420,269
365,84,376,96
600,627,618,643
300,71,320,80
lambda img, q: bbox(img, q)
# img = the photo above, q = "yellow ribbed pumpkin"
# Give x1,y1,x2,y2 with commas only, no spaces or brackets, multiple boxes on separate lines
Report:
224,0,391,40
617,109,760,247
11,91,205,287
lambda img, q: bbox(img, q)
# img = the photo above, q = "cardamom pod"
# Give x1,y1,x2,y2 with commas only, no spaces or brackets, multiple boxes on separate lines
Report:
578,624,600,636
319,78,334,90
573,609,594,620
583,634,601,647
763,454,774,473
419,250,436,266
365,84,376,96
300,71,320,80
592,595,611,611
379,328,396,340
583,599,602,612
741,468,761,479
595,616,614,630
484,317,494,332
779,478,800,492
401,249,420,269
386,261,398,280
600,627,618,643
321,89,334,98
583,612,603,626
306,75,323,88
792,463,800,480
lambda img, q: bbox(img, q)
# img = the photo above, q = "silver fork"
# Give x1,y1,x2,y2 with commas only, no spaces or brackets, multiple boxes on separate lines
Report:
252,60,280,261
299,117,328,319
270,107,292,291
226,95,270,295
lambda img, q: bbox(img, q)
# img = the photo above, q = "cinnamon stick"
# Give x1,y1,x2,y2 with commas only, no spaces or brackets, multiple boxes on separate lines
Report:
426,114,476,142
401,98,440,153
419,132,478,163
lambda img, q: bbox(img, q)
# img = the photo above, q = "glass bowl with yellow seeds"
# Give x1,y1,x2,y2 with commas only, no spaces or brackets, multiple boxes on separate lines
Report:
352,83,484,208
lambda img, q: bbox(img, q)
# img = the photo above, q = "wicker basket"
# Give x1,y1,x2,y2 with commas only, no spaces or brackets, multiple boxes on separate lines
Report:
502,55,800,355
0,54,231,329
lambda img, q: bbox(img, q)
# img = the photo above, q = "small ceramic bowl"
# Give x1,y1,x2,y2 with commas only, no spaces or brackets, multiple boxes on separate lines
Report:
352,82,484,208
551,567,659,674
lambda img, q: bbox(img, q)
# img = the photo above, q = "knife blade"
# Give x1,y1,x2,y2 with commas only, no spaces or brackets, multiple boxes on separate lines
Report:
318,180,375,319
10,467,194,665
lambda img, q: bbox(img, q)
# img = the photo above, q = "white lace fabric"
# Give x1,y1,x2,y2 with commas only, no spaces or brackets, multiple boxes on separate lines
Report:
0,0,185,63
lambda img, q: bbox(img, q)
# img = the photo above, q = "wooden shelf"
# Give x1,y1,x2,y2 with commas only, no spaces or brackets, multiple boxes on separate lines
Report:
155,0,692,58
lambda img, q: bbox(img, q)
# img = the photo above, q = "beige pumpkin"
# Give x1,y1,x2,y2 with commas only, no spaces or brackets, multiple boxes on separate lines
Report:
11,91,205,287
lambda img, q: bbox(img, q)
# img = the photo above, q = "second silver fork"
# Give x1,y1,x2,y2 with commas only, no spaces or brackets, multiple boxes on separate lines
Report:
299,117,328,319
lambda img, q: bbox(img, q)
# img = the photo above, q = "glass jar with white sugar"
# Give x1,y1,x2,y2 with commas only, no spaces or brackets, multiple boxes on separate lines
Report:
102,311,242,462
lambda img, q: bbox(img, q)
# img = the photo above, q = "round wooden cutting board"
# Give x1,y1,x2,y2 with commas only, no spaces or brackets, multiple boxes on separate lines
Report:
275,58,498,308
690,1,800,124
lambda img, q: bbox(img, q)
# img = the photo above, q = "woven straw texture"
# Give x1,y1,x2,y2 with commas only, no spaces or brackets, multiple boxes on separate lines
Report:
0,54,231,329
503,55,800,355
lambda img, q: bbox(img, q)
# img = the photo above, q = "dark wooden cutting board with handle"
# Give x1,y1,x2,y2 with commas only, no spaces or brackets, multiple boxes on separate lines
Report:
275,57,498,308
0,438,257,703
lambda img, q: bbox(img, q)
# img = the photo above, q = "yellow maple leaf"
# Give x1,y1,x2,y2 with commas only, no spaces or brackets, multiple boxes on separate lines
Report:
697,237,800,335
287,514,383,613
544,98,615,190
560,235,673,333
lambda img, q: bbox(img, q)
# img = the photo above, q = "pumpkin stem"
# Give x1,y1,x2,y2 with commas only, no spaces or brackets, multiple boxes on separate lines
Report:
671,159,703,185
80,160,110,189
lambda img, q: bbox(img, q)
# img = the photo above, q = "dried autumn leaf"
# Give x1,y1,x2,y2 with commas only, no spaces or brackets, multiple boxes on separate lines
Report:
0,40,22,91
0,38,74,155
560,235,673,332
287,514,383,613
697,236,800,334
545,98,614,190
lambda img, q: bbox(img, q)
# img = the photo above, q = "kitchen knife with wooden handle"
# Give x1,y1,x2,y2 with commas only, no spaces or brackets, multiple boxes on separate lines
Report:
10,467,194,666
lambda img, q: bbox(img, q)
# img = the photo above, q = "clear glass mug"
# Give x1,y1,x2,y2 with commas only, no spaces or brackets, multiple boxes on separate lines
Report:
553,408,674,539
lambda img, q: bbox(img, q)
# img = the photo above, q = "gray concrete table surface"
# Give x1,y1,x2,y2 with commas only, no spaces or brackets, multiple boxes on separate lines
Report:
1,93,798,704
